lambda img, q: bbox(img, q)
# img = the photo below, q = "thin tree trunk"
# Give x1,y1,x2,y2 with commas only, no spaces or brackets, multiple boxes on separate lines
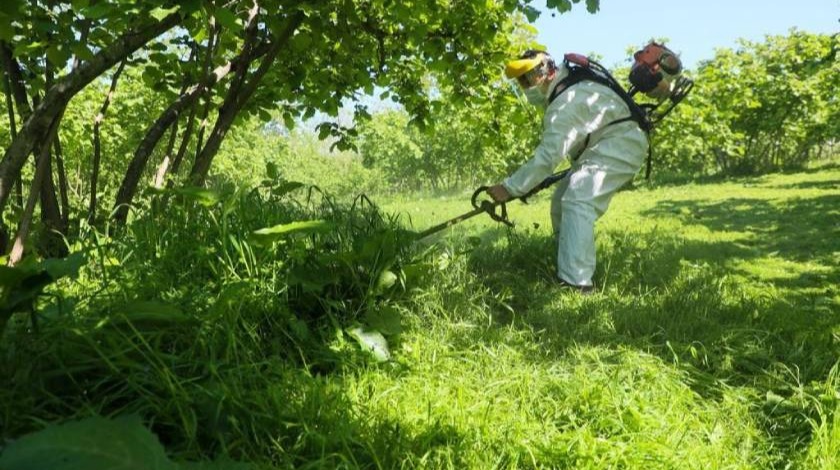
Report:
56,19,92,227
53,136,69,226
190,12,304,185
0,42,32,119
0,41,30,213
88,59,126,226
1,64,22,212
168,26,218,184
0,68,15,253
37,61,67,256
153,118,179,188
0,13,181,216
194,25,226,178
8,114,61,264
169,102,197,180
193,91,213,173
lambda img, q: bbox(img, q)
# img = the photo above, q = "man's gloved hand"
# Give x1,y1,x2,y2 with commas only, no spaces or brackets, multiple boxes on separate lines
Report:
487,184,511,203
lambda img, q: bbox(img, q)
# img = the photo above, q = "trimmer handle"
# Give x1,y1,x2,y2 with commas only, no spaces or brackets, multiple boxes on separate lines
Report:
472,186,514,227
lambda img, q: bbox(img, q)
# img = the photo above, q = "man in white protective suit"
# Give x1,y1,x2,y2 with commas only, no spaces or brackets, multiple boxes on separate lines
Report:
486,47,682,294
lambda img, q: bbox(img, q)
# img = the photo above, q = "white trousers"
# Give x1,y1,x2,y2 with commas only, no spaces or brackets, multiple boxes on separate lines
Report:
550,122,647,286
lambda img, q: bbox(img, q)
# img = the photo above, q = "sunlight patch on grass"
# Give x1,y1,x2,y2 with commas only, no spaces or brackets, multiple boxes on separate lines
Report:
346,341,766,468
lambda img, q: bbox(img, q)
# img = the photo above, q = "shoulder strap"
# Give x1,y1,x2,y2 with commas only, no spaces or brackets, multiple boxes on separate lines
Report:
547,54,657,178
548,56,652,134
547,66,595,105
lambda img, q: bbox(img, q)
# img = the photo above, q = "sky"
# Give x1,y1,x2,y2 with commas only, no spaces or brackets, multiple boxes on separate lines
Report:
533,0,839,69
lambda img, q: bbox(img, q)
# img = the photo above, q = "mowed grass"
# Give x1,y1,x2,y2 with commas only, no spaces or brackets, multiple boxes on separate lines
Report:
357,164,839,468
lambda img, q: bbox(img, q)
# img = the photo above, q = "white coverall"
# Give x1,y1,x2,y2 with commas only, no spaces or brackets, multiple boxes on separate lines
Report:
502,67,649,287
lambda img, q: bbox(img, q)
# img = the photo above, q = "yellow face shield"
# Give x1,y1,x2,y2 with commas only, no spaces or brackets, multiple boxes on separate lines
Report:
504,57,542,80
507,57,549,89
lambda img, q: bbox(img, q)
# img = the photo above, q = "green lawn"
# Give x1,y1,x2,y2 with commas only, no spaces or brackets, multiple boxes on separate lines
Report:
367,165,840,468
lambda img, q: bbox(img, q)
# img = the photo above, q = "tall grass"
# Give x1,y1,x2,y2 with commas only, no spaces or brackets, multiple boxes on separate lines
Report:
1,165,838,468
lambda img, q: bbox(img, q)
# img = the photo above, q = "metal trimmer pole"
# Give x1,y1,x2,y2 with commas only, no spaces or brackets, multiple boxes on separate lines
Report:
415,201,501,241
413,169,571,242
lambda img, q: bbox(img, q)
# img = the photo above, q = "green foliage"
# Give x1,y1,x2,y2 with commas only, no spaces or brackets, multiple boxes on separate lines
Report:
0,415,177,470
0,415,252,470
0,252,84,335
356,90,540,191
2,0,595,260
211,117,380,196
355,31,839,192
654,31,839,177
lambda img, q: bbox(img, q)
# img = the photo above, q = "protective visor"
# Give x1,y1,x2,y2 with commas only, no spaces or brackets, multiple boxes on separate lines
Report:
505,57,544,88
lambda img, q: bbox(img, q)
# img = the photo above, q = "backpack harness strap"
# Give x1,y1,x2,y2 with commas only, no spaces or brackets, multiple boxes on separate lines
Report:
547,55,656,174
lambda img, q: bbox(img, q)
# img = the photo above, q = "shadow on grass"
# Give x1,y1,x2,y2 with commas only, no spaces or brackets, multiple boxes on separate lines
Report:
470,193,839,377
462,191,839,460
769,179,840,191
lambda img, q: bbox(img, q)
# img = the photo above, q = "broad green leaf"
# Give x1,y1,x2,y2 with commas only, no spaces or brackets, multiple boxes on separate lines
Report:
172,187,221,207
40,252,85,280
401,262,433,287
70,43,95,62
80,2,113,19
287,316,311,340
252,220,336,242
0,271,51,315
347,326,391,362
282,112,296,131
0,265,28,289
100,301,191,328
0,17,13,42
265,162,279,180
150,5,180,22
360,232,398,264
288,265,333,292
317,124,330,140
271,181,304,197
363,305,402,335
191,25,207,43
0,415,177,470
178,0,203,15
0,253,83,316
374,269,398,294
46,45,70,67
213,8,241,31
0,0,23,16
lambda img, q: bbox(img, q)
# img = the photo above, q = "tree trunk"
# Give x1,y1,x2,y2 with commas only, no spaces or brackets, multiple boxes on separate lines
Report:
52,138,70,226
8,114,62,264
0,69,14,252
0,13,181,216
153,118,179,188
1,42,29,212
171,26,218,184
169,102,197,180
0,42,32,119
193,92,213,175
189,13,304,185
111,49,264,224
88,59,126,226
35,58,67,257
